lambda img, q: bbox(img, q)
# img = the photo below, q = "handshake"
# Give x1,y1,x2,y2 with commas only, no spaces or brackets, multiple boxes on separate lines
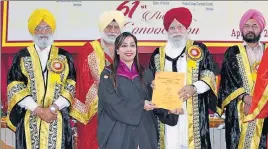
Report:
33,104,59,123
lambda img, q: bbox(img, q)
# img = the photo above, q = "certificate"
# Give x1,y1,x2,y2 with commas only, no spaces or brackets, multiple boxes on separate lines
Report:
152,72,185,110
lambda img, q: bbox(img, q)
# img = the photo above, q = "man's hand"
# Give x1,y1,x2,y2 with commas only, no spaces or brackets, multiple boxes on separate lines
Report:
243,95,252,115
144,100,156,111
34,106,44,119
41,108,57,123
178,85,196,101
168,108,184,115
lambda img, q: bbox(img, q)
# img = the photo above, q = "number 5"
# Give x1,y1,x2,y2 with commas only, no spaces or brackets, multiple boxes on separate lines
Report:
116,1,140,19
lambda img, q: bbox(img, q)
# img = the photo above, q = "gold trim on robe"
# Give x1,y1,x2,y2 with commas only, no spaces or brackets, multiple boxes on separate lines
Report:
6,81,31,131
218,87,245,115
24,45,45,148
200,70,217,96
157,40,208,149
39,46,64,149
234,44,264,149
7,45,73,149
70,40,105,124
61,79,76,104
217,44,267,149
186,40,202,149
158,45,165,149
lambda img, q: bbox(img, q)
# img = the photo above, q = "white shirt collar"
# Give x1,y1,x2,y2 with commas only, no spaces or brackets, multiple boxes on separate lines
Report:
165,41,186,58
242,41,264,51
242,41,264,66
34,44,51,54
34,44,51,71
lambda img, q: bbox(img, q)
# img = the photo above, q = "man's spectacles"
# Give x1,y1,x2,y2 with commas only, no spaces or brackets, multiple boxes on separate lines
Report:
35,26,52,34
243,24,259,31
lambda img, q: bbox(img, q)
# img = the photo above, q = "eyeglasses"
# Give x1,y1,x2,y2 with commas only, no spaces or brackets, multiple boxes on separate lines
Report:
169,25,185,31
106,24,120,31
243,24,259,31
34,26,52,34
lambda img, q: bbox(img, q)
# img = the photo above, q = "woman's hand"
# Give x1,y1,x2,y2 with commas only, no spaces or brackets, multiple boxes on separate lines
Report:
144,100,156,111
150,80,155,90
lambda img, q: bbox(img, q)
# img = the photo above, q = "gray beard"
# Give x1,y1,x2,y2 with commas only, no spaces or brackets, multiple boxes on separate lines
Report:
33,34,54,49
100,32,118,44
167,36,187,48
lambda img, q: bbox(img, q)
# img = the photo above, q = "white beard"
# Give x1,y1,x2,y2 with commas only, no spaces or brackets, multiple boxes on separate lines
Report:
100,32,119,44
33,34,54,49
167,33,188,48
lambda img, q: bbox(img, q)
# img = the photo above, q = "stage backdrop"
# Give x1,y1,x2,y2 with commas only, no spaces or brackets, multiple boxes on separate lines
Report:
2,1,268,111
3,1,268,45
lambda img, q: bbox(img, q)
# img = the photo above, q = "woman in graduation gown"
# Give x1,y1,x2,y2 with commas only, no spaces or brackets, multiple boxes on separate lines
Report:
97,32,179,149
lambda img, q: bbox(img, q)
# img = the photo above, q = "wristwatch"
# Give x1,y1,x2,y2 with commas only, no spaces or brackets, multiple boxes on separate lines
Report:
49,105,58,114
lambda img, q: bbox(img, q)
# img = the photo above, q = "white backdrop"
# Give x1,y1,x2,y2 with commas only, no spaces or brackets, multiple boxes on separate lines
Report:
6,1,268,42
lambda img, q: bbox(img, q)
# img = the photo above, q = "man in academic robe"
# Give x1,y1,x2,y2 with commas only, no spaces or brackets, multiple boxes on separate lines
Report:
69,10,125,149
218,9,268,149
245,46,268,149
6,9,76,149
149,7,219,149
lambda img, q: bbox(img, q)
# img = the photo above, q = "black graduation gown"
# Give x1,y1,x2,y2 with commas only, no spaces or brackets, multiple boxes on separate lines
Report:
97,67,178,149
6,45,76,149
149,40,219,149
218,45,268,149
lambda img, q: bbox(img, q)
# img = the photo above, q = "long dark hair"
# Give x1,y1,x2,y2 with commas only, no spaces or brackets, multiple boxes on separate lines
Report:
110,32,144,87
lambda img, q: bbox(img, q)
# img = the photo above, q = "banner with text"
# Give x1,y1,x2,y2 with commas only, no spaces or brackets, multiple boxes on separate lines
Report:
6,1,268,42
